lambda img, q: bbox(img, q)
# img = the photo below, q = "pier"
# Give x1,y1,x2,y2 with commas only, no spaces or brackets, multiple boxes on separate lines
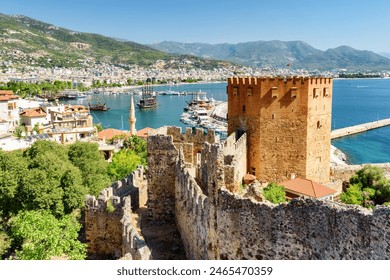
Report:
331,118,390,139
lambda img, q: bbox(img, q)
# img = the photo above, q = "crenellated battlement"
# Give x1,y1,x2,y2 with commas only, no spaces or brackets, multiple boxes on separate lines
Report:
84,165,150,260
228,76,332,87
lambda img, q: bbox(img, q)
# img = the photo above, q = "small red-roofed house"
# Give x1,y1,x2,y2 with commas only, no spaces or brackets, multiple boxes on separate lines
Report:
280,177,336,201
97,128,131,142
20,107,47,130
136,127,156,139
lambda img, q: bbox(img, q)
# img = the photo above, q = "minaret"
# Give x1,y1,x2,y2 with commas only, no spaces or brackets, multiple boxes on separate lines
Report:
129,94,136,135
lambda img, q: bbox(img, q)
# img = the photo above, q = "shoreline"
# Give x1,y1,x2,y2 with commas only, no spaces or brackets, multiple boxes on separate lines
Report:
91,80,227,93
330,145,349,166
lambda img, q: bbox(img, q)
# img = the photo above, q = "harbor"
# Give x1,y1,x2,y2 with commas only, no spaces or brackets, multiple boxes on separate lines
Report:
63,79,390,164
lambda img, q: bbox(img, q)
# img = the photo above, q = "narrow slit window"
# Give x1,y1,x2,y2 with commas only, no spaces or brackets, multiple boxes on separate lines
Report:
291,87,298,98
313,88,320,98
323,87,330,97
271,87,278,98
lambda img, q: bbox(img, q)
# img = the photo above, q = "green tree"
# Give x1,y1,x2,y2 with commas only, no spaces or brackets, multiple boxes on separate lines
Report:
0,150,29,217
94,123,103,132
0,227,11,259
20,141,86,217
32,123,40,135
263,183,286,204
108,149,142,181
350,165,384,189
68,142,111,196
342,165,390,207
13,125,25,138
10,210,86,260
123,136,147,166
340,184,364,206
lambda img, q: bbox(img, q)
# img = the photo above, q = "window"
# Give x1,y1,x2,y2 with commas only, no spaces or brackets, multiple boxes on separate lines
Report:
247,88,252,96
291,87,298,98
242,105,246,112
323,87,330,97
313,88,320,98
317,121,322,128
233,87,239,96
271,87,278,98
272,113,276,119
251,167,256,176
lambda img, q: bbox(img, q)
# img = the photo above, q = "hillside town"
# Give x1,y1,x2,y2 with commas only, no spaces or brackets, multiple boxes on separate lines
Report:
0,60,312,85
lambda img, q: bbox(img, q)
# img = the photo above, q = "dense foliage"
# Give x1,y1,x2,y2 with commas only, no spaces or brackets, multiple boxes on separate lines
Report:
0,80,83,98
0,141,111,259
0,136,149,259
108,136,147,181
263,183,287,204
341,165,390,208
10,210,86,260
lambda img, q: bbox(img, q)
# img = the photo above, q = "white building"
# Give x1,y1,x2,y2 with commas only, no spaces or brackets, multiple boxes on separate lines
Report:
0,90,20,133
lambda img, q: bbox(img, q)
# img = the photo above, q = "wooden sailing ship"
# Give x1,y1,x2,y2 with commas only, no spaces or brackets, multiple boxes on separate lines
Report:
137,82,157,109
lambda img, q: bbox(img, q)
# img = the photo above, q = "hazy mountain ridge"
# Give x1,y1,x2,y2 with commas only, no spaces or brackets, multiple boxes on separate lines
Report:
149,40,390,71
0,14,230,70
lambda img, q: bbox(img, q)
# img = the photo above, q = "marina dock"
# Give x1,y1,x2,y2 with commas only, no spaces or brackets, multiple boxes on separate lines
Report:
331,118,390,139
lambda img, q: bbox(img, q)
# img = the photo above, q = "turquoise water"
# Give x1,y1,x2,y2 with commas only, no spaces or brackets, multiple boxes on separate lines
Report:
68,79,390,164
331,79,390,164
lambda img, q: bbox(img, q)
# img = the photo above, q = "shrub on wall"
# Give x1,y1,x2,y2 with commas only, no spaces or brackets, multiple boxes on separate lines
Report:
263,183,286,204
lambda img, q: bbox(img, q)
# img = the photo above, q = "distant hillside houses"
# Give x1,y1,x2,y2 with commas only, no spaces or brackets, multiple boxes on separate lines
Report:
0,90,97,150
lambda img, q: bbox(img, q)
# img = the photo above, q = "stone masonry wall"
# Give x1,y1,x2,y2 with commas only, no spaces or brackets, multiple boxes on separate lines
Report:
221,132,247,192
84,166,151,260
171,128,390,260
217,189,389,260
147,127,219,222
147,134,179,222
175,152,210,259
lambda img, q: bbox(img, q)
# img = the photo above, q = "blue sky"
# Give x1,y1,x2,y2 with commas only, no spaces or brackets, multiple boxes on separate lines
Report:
1,0,390,52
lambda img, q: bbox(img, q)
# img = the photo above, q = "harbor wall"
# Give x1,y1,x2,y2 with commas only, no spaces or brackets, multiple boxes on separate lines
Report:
331,118,390,139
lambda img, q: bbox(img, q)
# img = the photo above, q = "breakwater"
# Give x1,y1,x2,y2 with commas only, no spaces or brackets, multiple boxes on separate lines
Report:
331,118,390,139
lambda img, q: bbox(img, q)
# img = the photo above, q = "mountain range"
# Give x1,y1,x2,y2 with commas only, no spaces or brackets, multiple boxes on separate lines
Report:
149,41,390,71
0,14,229,70
1,13,390,72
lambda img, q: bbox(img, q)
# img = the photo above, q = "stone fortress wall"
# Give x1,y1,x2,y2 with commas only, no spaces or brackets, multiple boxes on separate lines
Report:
147,126,390,259
84,166,151,260
146,126,219,222
331,163,390,182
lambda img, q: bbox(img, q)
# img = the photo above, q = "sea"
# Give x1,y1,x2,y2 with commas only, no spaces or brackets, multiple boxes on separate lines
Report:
67,79,390,164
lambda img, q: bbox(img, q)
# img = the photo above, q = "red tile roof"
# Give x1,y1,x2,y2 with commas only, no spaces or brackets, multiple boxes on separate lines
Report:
97,128,131,140
0,90,19,101
280,177,336,199
136,127,156,139
20,108,47,118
